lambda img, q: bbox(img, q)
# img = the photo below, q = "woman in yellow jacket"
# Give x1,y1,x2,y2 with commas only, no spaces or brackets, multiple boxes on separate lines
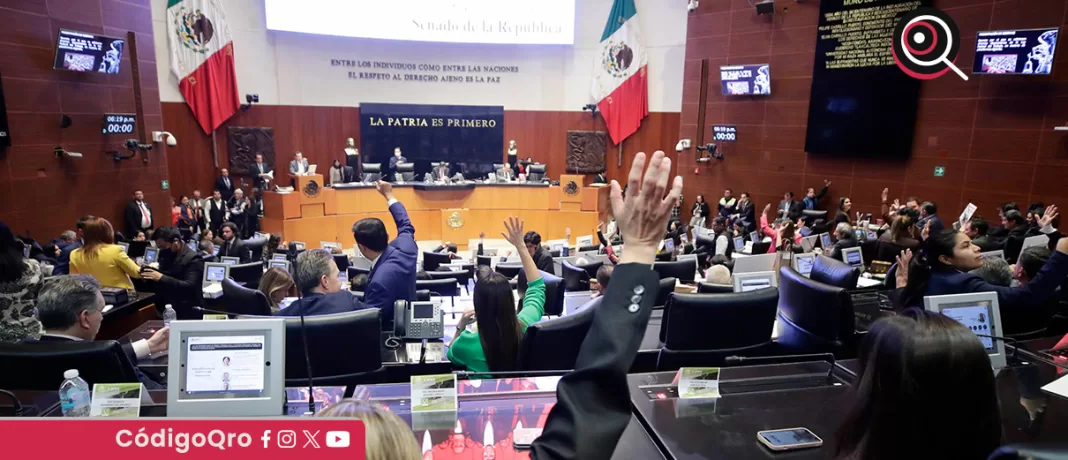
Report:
70,217,141,290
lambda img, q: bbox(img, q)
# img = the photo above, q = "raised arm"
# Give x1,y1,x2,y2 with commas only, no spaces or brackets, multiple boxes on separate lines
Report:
760,204,774,238
503,216,541,284
375,181,415,242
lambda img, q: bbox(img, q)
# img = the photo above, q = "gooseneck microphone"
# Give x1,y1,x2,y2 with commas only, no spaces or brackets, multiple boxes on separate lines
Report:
296,288,315,415
724,353,837,382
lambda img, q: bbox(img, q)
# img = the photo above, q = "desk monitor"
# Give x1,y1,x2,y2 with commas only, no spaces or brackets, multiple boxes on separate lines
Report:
186,240,197,252
307,164,318,175
483,248,499,257
793,253,816,277
841,246,864,268
117,242,130,253
212,246,220,257
221,256,240,266
320,241,341,251
819,232,832,249
800,235,818,253
733,236,745,252
661,238,675,255
733,253,777,274
924,292,1006,370
291,241,306,251
749,231,761,244
1022,235,1048,252
143,247,159,264
576,235,594,247
272,253,288,262
734,271,776,292
269,260,290,272
866,230,878,240
980,250,1004,261
202,263,229,287
167,318,286,417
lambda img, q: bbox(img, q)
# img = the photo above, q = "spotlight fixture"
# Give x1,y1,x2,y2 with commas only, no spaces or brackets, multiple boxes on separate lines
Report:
755,0,774,15
581,103,599,118
240,93,259,112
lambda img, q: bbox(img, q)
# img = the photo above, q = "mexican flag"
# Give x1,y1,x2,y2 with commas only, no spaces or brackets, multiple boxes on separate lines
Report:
167,0,240,134
591,0,648,144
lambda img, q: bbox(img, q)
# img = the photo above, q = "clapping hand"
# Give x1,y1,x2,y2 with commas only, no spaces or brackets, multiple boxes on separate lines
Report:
609,151,683,265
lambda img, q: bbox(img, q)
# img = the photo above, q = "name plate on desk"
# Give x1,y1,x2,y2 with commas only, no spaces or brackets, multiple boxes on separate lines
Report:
90,383,152,417
676,368,721,399
411,374,458,412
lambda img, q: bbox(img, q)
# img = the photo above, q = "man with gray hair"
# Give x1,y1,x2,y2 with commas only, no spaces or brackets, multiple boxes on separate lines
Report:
274,249,365,317
829,222,859,261
969,257,1013,287
29,275,168,387
57,230,77,246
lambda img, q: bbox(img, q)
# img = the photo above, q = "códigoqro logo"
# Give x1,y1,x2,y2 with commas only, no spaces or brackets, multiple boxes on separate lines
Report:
0,419,366,460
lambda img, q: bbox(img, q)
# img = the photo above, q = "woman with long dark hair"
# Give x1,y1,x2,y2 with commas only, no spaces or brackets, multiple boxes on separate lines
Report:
834,196,853,225
448,216,546,373
897,212,1068,309
70,217,142,290
690,193,710,228
880,214,920,250
836,309,1002,459
0,221,43,343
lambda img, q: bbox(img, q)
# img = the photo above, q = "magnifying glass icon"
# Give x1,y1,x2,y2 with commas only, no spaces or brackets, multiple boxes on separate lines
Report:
894,8,968,81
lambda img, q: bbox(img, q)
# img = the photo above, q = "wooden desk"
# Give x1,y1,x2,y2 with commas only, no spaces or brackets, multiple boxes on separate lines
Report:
261,184,610,248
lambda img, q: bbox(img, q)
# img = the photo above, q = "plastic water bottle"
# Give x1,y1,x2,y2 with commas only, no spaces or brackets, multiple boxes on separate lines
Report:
163,304,177,328
59,369,91,417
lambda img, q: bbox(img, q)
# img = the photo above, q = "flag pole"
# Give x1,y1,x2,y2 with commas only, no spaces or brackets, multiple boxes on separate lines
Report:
618,138,624,167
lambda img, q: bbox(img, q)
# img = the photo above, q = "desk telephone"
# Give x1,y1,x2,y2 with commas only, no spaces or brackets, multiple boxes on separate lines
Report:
393,299,444,339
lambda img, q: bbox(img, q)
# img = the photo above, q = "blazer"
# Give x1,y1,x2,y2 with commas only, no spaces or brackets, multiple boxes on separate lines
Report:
289,159,310,175
971,235,998,253
29,335,162,389
532,246,555,273
734,201,756,228
252,162,272,176
926,251,1068,309
123,200,154,237
214,176,235,201
530,263,659,460
274,291,364,317
778,199,804,222
918,214,944,236
365,201,418,322
70,245,141,290
152,249,204,314
218,238,251,263
830,237,859,261
54,240,82,275
802,184,829,210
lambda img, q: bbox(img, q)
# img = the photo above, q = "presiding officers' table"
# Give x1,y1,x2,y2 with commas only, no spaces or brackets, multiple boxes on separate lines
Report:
261,176,610,249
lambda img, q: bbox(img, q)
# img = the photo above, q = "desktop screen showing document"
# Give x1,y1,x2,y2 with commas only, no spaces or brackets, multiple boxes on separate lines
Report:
205,266,226,283
941,303,996,352
795,256,814,276
185,335,265,394
845,250,862,266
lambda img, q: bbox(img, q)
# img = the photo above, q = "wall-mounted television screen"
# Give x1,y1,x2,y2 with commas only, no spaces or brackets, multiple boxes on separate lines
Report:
973,27,1058,75
53,29,125,74
720,64,770,96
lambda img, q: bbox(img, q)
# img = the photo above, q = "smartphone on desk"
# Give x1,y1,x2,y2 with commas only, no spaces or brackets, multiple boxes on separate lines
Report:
757,427,823,451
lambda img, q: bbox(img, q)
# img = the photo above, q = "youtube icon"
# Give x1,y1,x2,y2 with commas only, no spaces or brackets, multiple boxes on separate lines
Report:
326,431,350,448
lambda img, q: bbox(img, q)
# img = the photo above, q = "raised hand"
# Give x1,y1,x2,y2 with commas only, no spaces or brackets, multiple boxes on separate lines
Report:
375,180,395,201
763,203,772,215
1038,205,1059,228
501,216,526,248
921,220,932,241
895,249,913,288
609,151,683,265
881,188,889,203
825,179,832,187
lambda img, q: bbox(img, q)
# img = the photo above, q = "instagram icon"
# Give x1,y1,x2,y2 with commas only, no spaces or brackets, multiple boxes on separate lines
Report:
277,430,297,449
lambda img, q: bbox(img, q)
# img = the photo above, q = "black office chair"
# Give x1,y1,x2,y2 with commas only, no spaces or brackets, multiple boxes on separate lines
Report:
516,305,597,371
396,162,415,182
347,266,371,280
577,245,600,253
809,255,860,289
221,278,273,316
281,309,385,387
697,282,734,294
657,288,779,370
776,266,856,354
874,240,906,263
572,260,603,278
527,164,546,182
342,166,355,183
422,251,453,272
860,239,878,269
801,209,828,224
560,260,592,291
655,277,677,309
476,255,493,268
416,277,460,298
361,163,382,182
426,270,472,289
333,254,350,272
0,341,141,390
655,252,673,262
495,262,523,279
245,237,269,262
694,234,716,252
416,290,431,302
517,269,566,316
229,262,264,289
653,259,696,283
751,241,771,254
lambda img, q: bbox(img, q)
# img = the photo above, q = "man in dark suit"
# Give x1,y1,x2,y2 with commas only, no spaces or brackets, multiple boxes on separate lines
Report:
433,162,451,182
352,181,417,327
592,171,608,184
829,222,859,261
218,222,251,263
215,168,235,201
251,153,273,190
917,201,944,238
123,189,154,239
777,191,804,222
55,215,92,275
139,227,204,319
523,231,556,273
29,274,168,389
275,249,363,317
387,147,407,182
964,216,998,252
530,150,678,459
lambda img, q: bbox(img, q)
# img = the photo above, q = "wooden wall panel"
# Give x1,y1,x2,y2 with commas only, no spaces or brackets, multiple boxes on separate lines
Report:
680,0,1068,221
0,0,166,240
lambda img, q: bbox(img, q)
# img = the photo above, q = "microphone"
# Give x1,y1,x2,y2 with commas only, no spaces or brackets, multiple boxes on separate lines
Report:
725,353,837,382
193,306,236,317
295,288,316,415
975,334,1020,359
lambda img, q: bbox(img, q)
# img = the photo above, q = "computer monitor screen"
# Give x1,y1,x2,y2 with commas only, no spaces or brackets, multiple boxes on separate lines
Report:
720,64,771,95
292,242,306,251
941,303,997,351
733,236,745,251
205,264,227,284
819,233,832,249
854,229,865,241
221,257,240,266
740,278,772,292
269,261,289,271
118,242,129,253
843,247,863,267
749,232,761,243
53,29,124,73
794,254,815,277
143,247,159,264
733,271,776,293
212,247,220,256
272,253,288,262
662,238,674,254
184,335,266,395
973,27,1058,75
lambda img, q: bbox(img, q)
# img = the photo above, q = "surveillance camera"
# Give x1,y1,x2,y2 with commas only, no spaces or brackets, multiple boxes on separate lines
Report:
153,131,178,147
687,0,699,12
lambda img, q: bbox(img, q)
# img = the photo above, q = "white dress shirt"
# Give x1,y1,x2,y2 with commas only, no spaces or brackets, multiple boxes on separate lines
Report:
137,201,151,228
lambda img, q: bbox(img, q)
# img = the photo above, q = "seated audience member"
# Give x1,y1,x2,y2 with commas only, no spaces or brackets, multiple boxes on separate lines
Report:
835,309,1001,460
55,216,93,276
70,217,141,290
261,233,282,265
36,243,61,266
1015,246,1053,287
760,204,802,254
963,216,997,252
1002,208,1054,263
829,222,858,261
731,219,748,238
431,241,460,259
834,197,853,225
315,400,421,458
133,231,147,242
708,216,732,256
200,228,214,243
139,227,204,317
717,189,735,219
32,275,168,388
275,249,363,317
879,214,921,251
55,230,77,249
969,257,1012,287
730,192,756,228
197,239,215,262
1007,246,1058,335
917,201,944,237
777,191,804,222
0,221,43,343
450,217,546,373
803,180,831,211
349,273,369,292
595,226,620,264
217,222,251,262
590,264,614,297
897,223,1068,309
258,267,295,312
705,264,732,285
351,181,417,320
523,230,555,273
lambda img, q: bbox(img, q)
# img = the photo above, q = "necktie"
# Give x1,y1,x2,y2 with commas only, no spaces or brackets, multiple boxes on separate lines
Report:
224,177,230,188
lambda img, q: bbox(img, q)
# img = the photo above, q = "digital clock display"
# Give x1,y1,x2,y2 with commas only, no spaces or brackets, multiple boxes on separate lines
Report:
103,113,136,135
712,125,736,142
